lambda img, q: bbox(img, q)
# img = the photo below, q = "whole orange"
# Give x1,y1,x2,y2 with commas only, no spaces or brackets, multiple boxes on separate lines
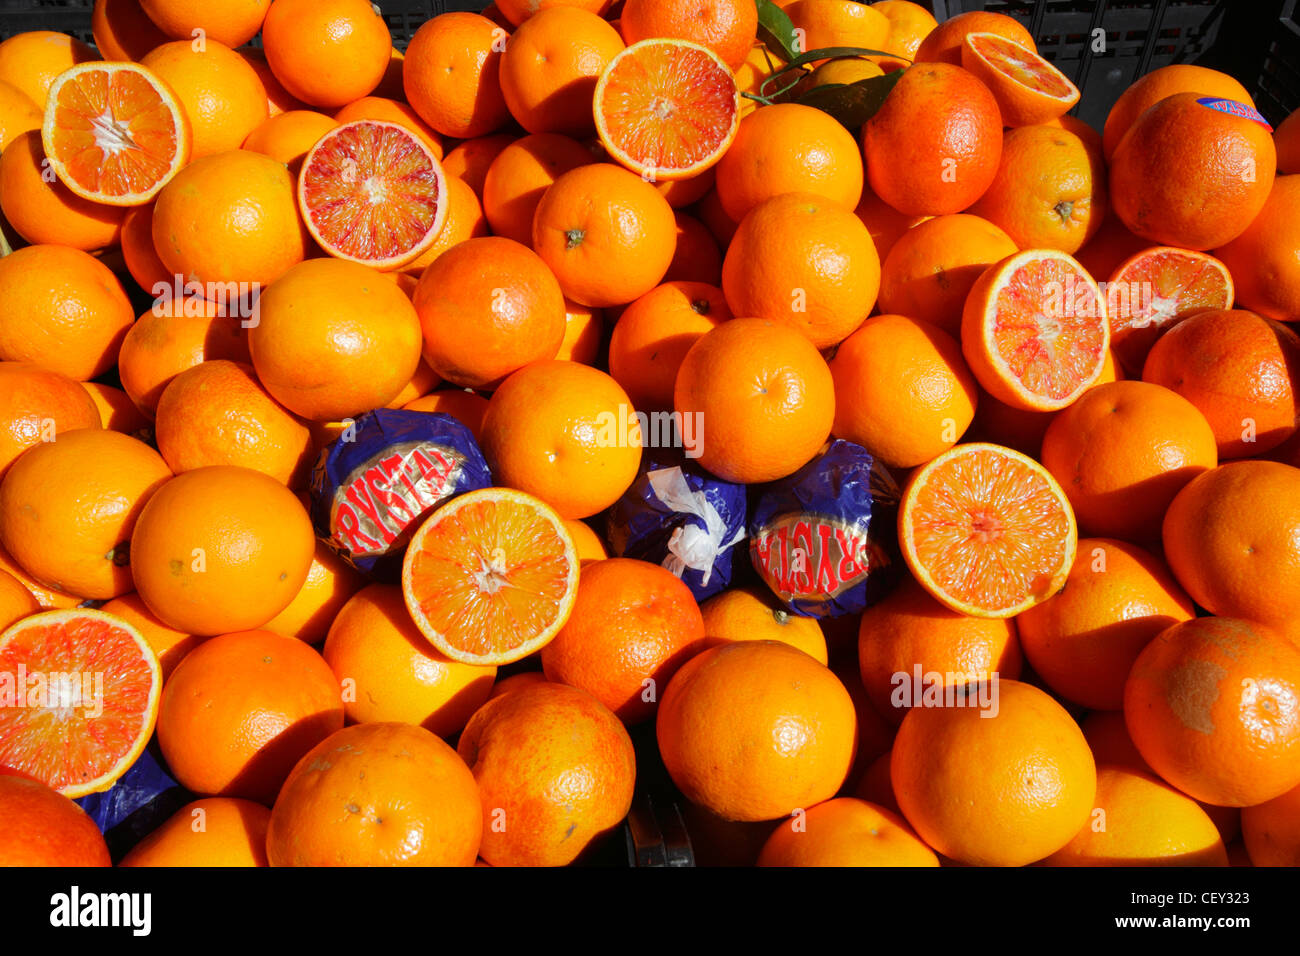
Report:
82,383,150,436
0,363,101,478
699,585,827,663
261,0,391,109
871,0,938,70
139,0,269,48
0,568,38,631
399,176,490,277
117,303,250,418
664,211,723,285
1102,63,1255,161
401,389,490,442
1278,108,1300,174
853,182,928,263
100,590,204,680
333,95,444,160
241,110,338,172
0,79,40,154
556,297,602,365
481,132,594,245
619,0,756,71
0,130,124,251
785,1,890,62
0,31,98,109
119,797,270,867
757,797,938,867
120,201,170,295
238,47,305,116
1242,781,1300,866
441,132,516,197
0,540,85,609
140,40,267,158
494,0,609,27
403,13,511,139
0,773,110,866
913,10,1034,65
1215,174,1300,322
263,539,365,645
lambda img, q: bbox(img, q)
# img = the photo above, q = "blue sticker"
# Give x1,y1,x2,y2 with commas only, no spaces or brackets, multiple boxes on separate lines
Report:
1196,97,1272,130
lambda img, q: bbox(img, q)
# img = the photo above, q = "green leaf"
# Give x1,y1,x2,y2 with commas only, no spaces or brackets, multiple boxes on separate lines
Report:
755,0,799,62
794,69,906,131
757,47,902,99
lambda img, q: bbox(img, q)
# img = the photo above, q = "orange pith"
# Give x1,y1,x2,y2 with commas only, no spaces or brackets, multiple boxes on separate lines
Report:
42,62,188,206
402,488,578,666
298,119,448,270
594,38,739,182
963,32,1079,125
0,609,161,797
901,443,1077,618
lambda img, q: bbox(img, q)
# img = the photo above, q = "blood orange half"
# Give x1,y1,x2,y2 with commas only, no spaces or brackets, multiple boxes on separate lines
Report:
1105,246,1234,377
594,38,740,183
298,119,448,271
961,32,1080,127
41,62,190,206
899,443,1077,618
0,608,161,798
402,487,579,666
962,248,1110,412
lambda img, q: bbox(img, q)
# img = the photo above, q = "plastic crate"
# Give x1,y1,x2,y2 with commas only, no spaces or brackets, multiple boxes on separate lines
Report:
1254,0,1300,123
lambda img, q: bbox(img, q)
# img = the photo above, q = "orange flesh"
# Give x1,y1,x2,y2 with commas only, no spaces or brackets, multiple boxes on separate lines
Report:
406,497,575,658
971,33,1074,98
301,121,446,265
0,616,156,792
598,42,737,176
991,256,1106,402
909,449,1073,612
50,68,181,198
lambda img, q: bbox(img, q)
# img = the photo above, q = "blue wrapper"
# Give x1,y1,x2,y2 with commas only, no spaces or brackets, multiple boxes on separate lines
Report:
606,450,746,601
309,408,492,579
75,744,192,862
748,440,900,618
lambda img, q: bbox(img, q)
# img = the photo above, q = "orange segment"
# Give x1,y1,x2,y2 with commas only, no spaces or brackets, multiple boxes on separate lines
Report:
298,119,448,271
961,32,1080,127
402,488,579,665
41,62,190,206
0,609,161,797
900,442,1077,618
962,248,1110,412
1106,246,1234,377
594,38,739,182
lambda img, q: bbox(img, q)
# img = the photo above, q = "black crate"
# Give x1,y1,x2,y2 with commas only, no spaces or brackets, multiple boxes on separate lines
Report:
1254,0,1300,123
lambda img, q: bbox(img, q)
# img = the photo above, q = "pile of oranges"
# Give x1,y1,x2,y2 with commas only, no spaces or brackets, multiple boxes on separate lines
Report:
1,0,1300,869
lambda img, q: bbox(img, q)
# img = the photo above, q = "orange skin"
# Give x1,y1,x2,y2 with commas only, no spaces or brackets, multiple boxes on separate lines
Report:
157,629,344,805
1215,174,1300,322
120,202,171,295
0,363,101,478
1017,538,1195,711
699,585,827,663
1110,92,1275,251
1040,380,1218,542
120,798,271,867
263,539,365,645
0,130,124,251
1074,212,1151,285
785,1,890,64
722,192,879,348
399,175,490,277
0,774,110,866
0,569,38,631
892,679,1096,866
458,681,635,866
913,10,1035,65
664,212,723,285
261,0,391,109
878,214,1017,337
835,657,897,787
1242,781,1300,866
871,0,938,70
1276,108,1300,174
694,184,738,247
117,305,250,418
563,519,608,564
0,79,41,153
80,385,147,430
495,0,610,26
238,48,306,116
1102,63,1255,161
757,798,938,867
619,0,756,71
1125,616,1300,807
0,31,98,109
608,280,729,412
853,182,927,264
482,133,595,245
100,591,205,681
403,13,511,140
441,133,517,197
139,0,268,47
656,167,716,209
401,389,490,442
241,110,339,172
862,62,1003,217
130,466,316,635
0,542,83,609
556,298,602,365
140,40,268,158
333,96,444,160
92,0,169,61
1141,309,1300,459
268,722,482,866
540,557,707,725
852,748,899,813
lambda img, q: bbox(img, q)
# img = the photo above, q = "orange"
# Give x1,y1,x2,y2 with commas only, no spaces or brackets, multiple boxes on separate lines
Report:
322,583,496,736
757,798,938,867
0,541,84,610
1016,538,1195,711
91,0,169,62
962,249,1110,412
399,175,489,276
1042,766,1228,867
487,670,550,700
261,0,391,109
657,640,856,821
664,211,723,285
732,41,784,120
0,244,134,382
1141,309,1300,458
241,110,339,171
120,201,171,295
82,384,150,436
0,362,102,478
556,297,602,365
564,519,608,564
117,303,250,417
402,389,490,442
154,360,313,488
722,192,879,348
494,0,610,27
441,132,516,197
608,280,728,412
862,62,1002,216
120,797,271,867
900,442,1076,618
960,32,1079,127
714,103,863,223
100,591,203,680
1125,616,1300,807
829,313,977,469
0,79,40,154
238,48,305,116
0,429,171,600
852,181,928,263
1110,92,1275,251
1102,63,1255,162
540,557,706,724
857,573,1020,726
262,539,365,645
674,317,834,483
1242,782,1300,866
334,95,444,160
403,13,511,140
913,9,1035,65
0,569,38,631
808,56,884,88
894,678,1095,866
130,466,315,635
877,213,1016,338
694,183,738,246
533,162,677,308
0,130,125,251
412,236,565,389
1277,108,1300,174
1074,202,1150,280
152,149,308,289
785,0,890,60
267,722,481,865
968,123,1106,253
852,749,899,813
619,0,756,71
870,0,937,70
1162,461,1300,635
481,132,595,245
0,608,161,797
0,773,110,866
0,31,98,109
250,258,423,422
699,585,827,663
1216,174,1300,323
458,680,635,866
139,0,269,48
1040,381,1218,542
140,40,267,158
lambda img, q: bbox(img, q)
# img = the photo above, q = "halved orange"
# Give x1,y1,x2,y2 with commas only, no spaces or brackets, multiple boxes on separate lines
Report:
961,248,1110,412
1105,246,1234,377
41,62,190,206
594,38,740,183
402,487,579,666
899,443,1077,618
298,119,448,271
961,32,1080,127
0,608,161,797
